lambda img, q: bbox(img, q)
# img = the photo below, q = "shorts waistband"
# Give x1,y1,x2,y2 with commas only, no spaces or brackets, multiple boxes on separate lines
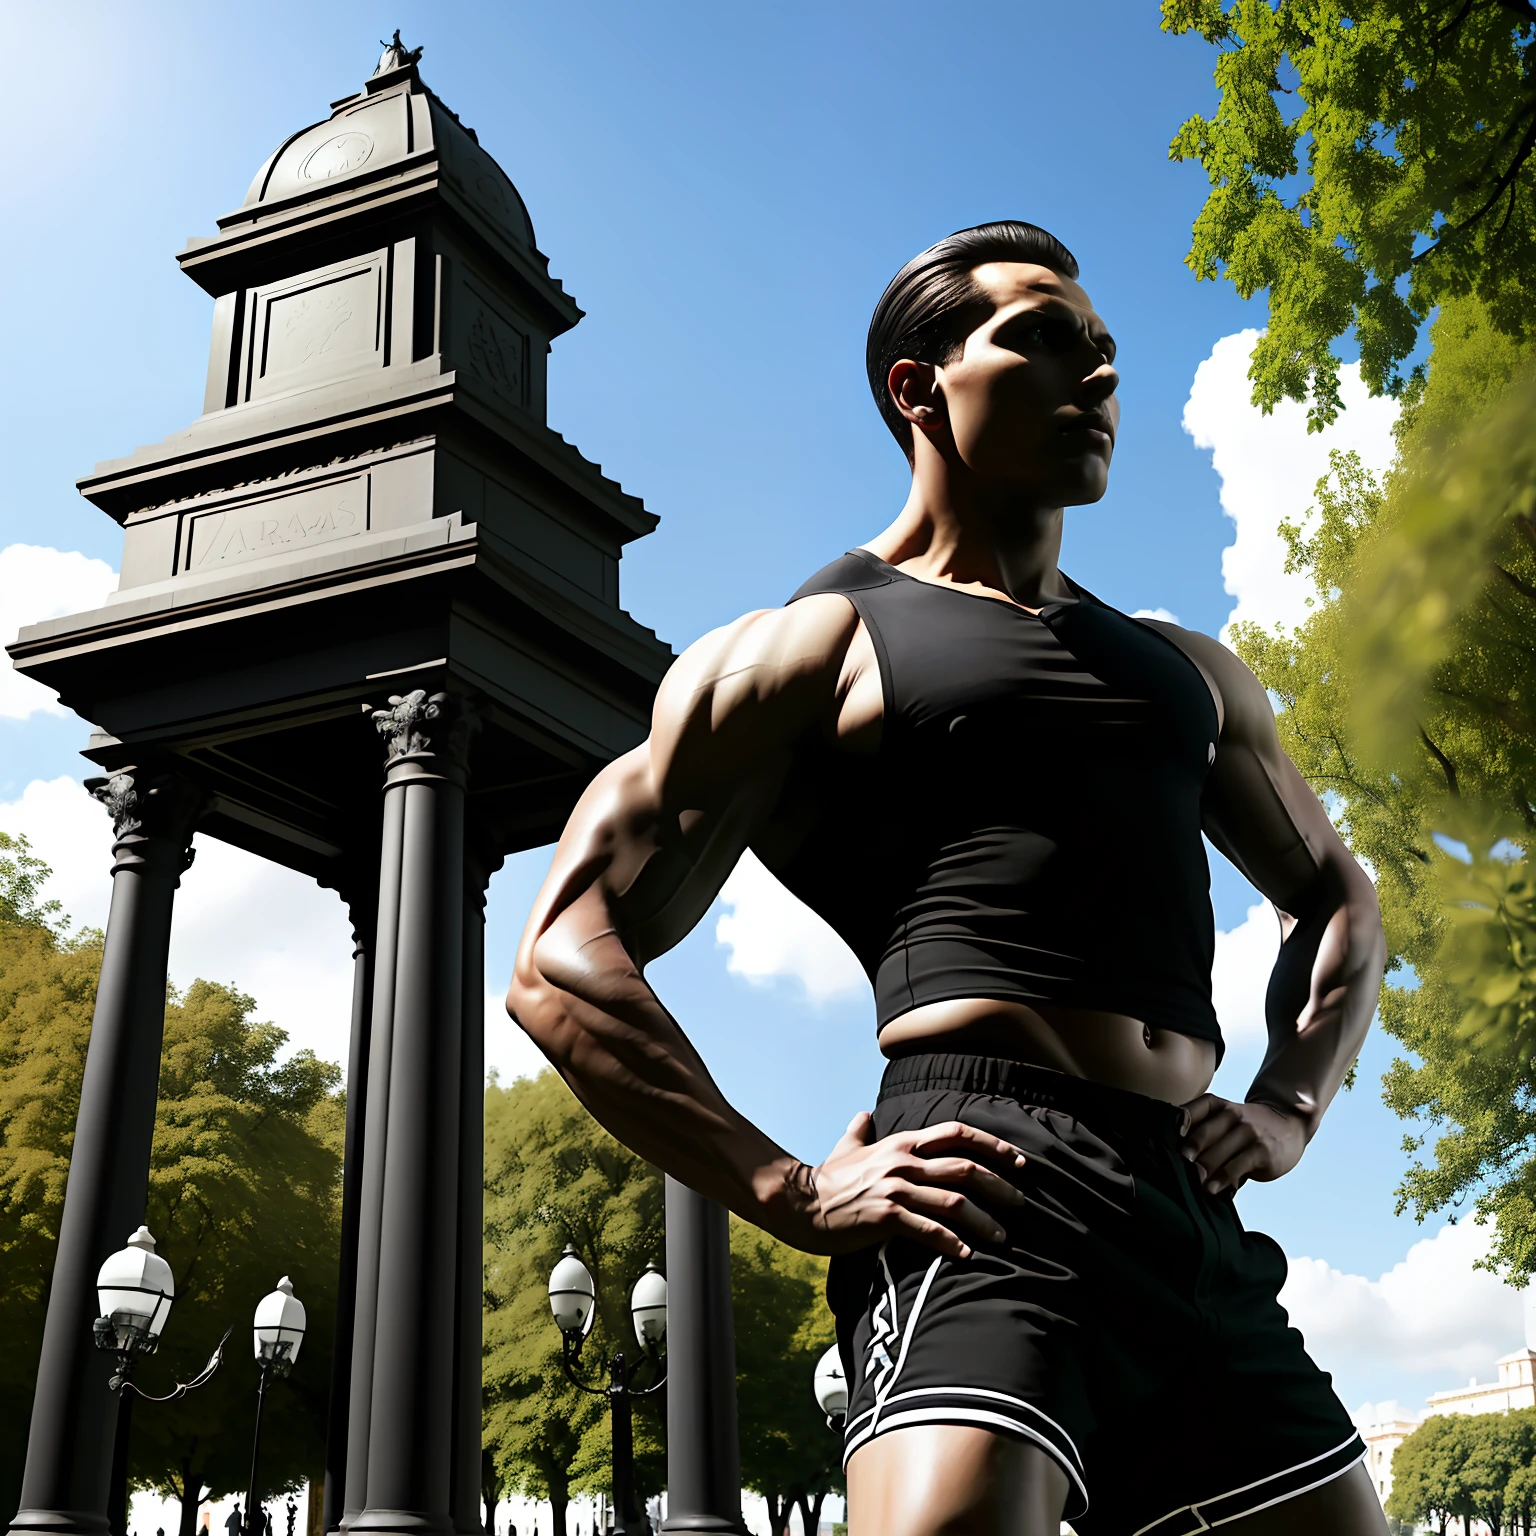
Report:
877,1051,1189,1144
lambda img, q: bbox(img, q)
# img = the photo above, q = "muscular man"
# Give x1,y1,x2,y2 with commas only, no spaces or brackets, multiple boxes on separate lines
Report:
509,222,1387,1535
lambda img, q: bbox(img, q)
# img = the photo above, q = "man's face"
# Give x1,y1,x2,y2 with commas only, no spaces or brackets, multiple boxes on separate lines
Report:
933,261,1119,506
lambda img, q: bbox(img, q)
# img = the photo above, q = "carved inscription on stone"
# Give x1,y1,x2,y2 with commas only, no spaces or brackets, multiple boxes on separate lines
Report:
187,478,365,571
461,285,527,406
262,269,379,384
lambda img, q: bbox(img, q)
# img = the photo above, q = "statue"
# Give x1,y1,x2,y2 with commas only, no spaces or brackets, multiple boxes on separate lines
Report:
510,222,1390,1534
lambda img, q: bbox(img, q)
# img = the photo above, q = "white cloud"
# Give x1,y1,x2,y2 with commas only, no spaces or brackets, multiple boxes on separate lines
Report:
1282,1219,1527,1389
0,544,117,719
714,849,867,1004
1211,899,1280,1047
2,776,355,1071
1131,607,1181,625
1182,332,1400,640
4,776,563,1089
1352,1399,1421,1430
485,986,552,1086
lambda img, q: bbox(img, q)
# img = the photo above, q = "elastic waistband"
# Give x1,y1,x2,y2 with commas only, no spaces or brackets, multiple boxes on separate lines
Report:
877,1051,1189,1144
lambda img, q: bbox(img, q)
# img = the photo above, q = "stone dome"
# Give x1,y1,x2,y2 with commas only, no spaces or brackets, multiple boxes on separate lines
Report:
237,45,536,251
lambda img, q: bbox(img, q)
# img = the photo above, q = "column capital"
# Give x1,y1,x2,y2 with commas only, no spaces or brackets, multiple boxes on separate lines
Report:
371,691,479,782
83,767,205,875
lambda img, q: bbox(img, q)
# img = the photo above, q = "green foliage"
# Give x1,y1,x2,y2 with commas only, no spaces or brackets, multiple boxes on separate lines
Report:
481,1071,845,1536
1163,0,1536,429
731,1220,841,1536
0,851,344,1528
1231,293,1536,1277
1385,1411,1470,1529
132,981,344,1528
0,832,67,937
0,912,106,1515
1386,1407,1536,1533
481,1071,666,1536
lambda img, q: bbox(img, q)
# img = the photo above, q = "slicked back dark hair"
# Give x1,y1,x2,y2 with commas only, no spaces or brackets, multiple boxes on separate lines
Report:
866,220,1080,459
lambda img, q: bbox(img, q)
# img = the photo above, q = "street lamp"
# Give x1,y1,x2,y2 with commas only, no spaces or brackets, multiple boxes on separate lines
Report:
547,1247,666,1536
244,1276,306,1536
92,1226,229,1398
92,1226,173,1390
813,1344,847,1432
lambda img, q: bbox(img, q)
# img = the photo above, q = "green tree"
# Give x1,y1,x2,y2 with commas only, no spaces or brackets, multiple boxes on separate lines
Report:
1385,1412,1473,1533
0,844,345,1528
1230,293,1536,1276
1459,1408,1536,1533
0,833,68,937
1162,0,1536,428
133,981,344,1533
0,887,105,1517
482,1071,666,1536
731,1221,841,1536
1505,1447,1536,1534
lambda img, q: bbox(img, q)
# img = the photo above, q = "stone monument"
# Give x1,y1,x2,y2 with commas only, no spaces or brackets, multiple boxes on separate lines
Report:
6,36,686,1536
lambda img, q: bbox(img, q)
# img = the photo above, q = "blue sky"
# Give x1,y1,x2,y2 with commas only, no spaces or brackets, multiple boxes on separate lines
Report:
1,1,1521,1420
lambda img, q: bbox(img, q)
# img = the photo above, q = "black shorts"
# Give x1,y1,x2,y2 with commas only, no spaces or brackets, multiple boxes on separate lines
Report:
829,1054,1364,1535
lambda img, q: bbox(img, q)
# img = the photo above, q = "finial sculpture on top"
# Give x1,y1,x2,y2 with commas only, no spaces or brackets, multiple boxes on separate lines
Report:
374,30,423,76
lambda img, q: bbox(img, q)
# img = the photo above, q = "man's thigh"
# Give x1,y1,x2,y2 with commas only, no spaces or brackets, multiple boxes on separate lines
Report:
846,1424,1069,1536
1218,1462,1387,1536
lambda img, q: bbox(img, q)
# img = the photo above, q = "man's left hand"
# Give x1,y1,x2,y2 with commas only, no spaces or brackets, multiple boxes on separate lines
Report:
1178,1096,1308,1194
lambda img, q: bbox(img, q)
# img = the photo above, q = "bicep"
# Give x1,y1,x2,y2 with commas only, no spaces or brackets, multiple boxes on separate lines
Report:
523,605,844,976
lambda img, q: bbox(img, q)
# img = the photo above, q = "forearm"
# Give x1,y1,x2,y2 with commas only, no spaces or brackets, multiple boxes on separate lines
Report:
510,924,811,1240
1246,869,1386,1137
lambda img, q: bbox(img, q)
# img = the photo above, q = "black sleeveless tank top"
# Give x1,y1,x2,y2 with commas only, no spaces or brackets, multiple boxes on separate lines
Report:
772,549,1223,1052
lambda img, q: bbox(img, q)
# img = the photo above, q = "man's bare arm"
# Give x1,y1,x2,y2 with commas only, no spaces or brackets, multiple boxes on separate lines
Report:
1161,626,1386,1193
507,596,1027,1256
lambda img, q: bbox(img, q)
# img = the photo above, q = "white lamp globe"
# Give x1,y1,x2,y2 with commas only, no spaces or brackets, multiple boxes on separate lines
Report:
630,1263,667,1351
549,1245,596,1337
813,1343,848,1421
95,1226,174,1348
253,1276,307,1367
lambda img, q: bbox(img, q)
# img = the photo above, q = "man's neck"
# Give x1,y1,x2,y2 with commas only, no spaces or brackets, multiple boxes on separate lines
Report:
864,452,1073,610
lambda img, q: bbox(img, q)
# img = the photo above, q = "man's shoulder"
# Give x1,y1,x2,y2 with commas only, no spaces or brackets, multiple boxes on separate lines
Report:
787,547,894,604
664,585,863,711
1132,617,1271,741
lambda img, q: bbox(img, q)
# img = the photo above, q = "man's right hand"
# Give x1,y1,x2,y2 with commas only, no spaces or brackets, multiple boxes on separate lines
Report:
783,1112,1029,1259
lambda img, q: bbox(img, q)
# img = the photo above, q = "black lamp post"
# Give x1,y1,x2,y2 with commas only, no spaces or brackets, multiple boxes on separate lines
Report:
92,1224,230,1398
91,1226,230,1536
548,1247,667,1536
91,1226,176,1391
244,1277,307,1536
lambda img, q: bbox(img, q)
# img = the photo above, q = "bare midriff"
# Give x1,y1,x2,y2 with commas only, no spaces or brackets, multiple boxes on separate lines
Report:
877,996,1219,1106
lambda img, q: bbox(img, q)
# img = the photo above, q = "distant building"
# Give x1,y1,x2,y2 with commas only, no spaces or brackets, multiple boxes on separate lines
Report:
1362,1414,1420,1507
1426,1348,1536,1418
1361,1291,1536,1512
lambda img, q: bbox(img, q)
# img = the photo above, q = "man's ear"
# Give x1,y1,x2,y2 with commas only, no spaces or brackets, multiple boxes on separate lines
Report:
887,359,945,429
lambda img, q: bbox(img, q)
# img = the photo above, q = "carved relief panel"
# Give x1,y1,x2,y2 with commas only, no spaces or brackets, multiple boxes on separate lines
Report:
243,250,388,402
451,272,532,413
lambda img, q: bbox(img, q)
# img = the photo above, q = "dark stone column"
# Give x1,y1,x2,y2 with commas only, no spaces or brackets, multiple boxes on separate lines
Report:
324,896,377,1535
661,1180,746,1536
9,769,203,1536
449,843,494,1536
354,692,478,1536
342,794,410,1532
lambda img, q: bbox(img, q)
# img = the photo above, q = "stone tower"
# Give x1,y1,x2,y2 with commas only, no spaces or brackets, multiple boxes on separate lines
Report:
8,36,669,1536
